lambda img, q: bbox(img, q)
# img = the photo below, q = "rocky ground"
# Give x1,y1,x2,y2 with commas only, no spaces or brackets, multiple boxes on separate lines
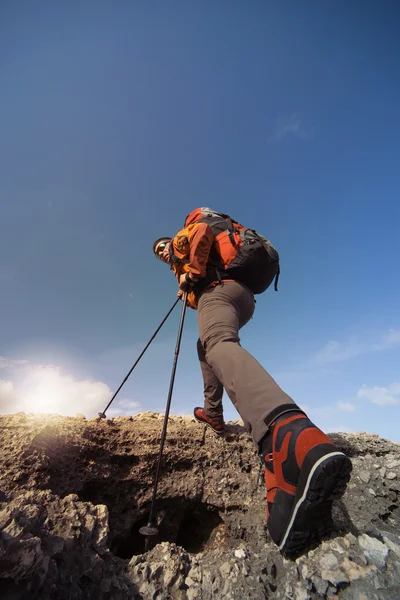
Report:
0,411,399,599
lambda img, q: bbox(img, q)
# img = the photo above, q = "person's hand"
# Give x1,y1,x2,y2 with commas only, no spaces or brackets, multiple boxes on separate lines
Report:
177,289,187,303
179,274,190,292
179,272,198,291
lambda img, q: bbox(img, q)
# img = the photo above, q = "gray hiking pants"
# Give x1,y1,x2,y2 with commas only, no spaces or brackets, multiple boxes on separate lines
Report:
197,281,296,445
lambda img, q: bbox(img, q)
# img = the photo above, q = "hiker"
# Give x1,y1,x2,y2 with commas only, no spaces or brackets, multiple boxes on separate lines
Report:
153,208,352,555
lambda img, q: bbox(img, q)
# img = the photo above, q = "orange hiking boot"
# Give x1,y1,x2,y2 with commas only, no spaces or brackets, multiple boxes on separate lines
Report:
194,407,225,434
260,407,352,556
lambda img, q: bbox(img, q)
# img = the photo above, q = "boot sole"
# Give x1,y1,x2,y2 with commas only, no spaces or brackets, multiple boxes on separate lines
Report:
194,413,225,435
279,451,352,555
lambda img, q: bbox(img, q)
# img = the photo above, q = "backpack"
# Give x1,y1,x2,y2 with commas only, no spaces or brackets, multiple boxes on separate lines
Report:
185,208,280,294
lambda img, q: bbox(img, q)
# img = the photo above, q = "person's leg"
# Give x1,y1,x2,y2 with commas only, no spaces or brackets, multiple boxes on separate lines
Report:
260,411,352,555
197,281,296,445
197,338,224,418
197,281,352,555
193,338,225,434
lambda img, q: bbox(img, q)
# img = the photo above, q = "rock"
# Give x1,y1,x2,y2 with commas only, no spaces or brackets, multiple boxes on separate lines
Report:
1,413,400,599
187,588,201,600
100,578,111,592
313,576,329,595
387,472,397,480
383,535,400,560
220,561,233,578
294,582,310,600
359,470,371,484
358,534,389,568
320,552,339,570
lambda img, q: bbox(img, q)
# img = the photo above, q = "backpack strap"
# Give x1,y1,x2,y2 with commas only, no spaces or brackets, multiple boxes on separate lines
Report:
199,214,238,248
224,216,237,247
168,242,190,268
274,266,280,292
214,267,224,287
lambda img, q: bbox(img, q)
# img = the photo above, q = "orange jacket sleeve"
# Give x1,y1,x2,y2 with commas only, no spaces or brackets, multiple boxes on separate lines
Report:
187,222,214,278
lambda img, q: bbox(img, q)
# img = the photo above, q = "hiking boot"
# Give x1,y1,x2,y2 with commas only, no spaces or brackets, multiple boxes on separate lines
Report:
194,407,225,434
260,410,352,556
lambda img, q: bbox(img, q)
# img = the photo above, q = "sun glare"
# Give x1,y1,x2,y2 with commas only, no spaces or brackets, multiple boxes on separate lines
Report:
13,365,112,417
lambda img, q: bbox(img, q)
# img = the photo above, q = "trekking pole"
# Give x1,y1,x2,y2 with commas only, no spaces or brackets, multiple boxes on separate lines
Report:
139,292,188,547
97,298,180,421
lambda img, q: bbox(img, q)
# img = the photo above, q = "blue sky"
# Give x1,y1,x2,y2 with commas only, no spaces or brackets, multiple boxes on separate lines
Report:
1,2,399,441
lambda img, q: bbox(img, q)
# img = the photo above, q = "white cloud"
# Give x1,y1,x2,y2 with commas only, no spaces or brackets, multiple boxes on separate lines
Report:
0,357,141,418
325,425,355,434
107,398,141,417
357,383,400,406
0,379,16,411
313,329,400,364
271,114,311,141
0,356,30,370
0,379,14,396
337,402,356,412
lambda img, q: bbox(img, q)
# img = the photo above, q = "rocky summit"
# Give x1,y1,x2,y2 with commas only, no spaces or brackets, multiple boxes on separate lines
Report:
0,412,399,600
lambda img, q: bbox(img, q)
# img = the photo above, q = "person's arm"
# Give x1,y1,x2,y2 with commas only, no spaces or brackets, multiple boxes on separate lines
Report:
186,222,214,281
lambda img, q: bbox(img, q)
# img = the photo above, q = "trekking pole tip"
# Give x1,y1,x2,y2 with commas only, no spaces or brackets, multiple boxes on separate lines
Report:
97,412,106,423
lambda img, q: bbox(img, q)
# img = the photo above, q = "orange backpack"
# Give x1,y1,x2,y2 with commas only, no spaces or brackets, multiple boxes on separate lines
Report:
184,208,280,294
